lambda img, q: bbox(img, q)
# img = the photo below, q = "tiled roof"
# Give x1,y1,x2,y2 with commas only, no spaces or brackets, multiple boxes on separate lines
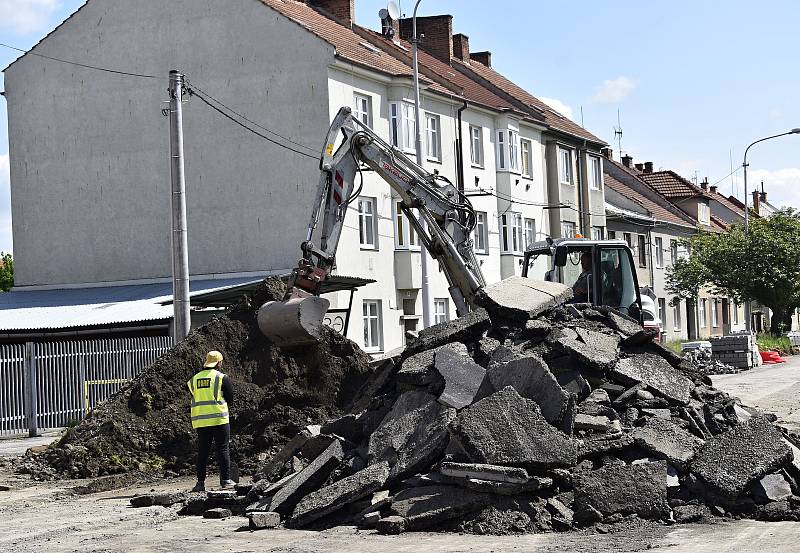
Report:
707,189,746,217
451,57,606,145
638,170,704,199
603,171,695,229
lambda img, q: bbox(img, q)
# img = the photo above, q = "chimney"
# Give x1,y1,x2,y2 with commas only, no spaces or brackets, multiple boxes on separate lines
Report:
602,147,613,160
752,189,761,216
621,154,633,168
470,51,492,67
308,0,355,28
400,15,453,62
643,161,653,173
634,163,644,172
760,181,767,203
452,33,469,61
710,185,718,194
700,177,708,191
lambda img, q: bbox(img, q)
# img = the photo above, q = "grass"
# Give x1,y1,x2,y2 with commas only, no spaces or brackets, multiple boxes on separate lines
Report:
756,333,793,355
664,339,685,355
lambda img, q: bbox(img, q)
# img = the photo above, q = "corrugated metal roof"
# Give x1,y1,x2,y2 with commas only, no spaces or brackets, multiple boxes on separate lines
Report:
0,277,260,331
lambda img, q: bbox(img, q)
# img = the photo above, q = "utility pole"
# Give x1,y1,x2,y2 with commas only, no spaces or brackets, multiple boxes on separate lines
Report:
168,70,191,343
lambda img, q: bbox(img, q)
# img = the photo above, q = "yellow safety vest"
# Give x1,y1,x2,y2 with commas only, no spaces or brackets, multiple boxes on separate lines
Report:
187,369,229,429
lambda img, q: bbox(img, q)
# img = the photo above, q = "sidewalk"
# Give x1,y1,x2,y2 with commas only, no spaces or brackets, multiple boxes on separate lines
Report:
0,429,62,458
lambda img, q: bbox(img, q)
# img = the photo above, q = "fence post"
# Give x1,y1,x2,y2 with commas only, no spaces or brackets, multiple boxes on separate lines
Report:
79,356,87,418
23,342,39,437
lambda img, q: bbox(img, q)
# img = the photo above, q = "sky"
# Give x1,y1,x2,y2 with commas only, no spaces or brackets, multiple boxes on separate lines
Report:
1,0,799,255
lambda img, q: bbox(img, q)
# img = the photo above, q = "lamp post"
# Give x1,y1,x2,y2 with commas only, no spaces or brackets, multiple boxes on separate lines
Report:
741,128,800,333
411,0,434,329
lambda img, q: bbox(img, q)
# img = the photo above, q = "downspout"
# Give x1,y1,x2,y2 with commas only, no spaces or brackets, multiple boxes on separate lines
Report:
576,140,588,235
456,101,468,195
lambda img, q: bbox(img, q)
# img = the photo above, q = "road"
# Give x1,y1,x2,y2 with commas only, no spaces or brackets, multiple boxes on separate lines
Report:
0,356,797,552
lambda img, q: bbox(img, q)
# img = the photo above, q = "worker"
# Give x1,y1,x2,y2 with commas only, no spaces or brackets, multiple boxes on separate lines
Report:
572,252,593,303
188,350,235,492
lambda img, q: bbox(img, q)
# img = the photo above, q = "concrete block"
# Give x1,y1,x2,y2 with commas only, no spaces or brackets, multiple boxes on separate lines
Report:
248,511,280,529
691,417,793,498
368,390,455,479
449,386,577,471
434,348,485,409
633,417,704,469
397,342,468,387
573,461,669,520
474,276,572,321
389,485,491,530
376,515,407,534
289,461,390,527
203,507,232,519
268,439,344,515
752,473,794,503
405,308,491,355
574,414,610,433
439,462,529,483
611,354,694,405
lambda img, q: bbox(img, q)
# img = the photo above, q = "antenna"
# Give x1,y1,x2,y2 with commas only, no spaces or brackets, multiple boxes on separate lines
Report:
613,109,623,155
387,1,400,19
380,2,401,38
580,106,584,128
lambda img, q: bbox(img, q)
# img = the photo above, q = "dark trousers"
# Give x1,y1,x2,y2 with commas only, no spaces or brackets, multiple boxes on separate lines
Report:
196,423,231,483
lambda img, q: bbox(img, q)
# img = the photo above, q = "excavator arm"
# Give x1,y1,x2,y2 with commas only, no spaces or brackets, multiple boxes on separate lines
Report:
258,107,486,347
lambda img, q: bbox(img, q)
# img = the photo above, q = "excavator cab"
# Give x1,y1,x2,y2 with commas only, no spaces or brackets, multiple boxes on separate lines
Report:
521,238,643,323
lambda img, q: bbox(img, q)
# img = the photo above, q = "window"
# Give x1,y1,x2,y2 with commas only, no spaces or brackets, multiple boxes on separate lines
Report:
561,221,576,239
622,232,632,248
520,139,532,178
698,202,710,224
390,101,416,152
394,201,418,250
658,298,666,326
673,302,681,330
497,130,506,170
591,226,604,240
734,302,739,325
470,125,483,167
357,197,378,249
508,130,519,172
353,93,372,127
425,113,441,161
524,218,536,249
589,156,602,190
434,298,449,324
500,212,523,254
655,237,664,268
608,230,616,240
712,299,719,328
559,147,573,184
473,211,488,254
670,239,678,265
362,300,382,351
638,235,647,267
699,298,707,328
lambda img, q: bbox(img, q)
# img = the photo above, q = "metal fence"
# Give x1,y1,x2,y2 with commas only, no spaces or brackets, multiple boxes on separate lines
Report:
0,336,172,436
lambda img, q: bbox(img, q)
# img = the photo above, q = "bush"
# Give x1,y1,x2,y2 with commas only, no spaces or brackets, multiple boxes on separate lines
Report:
756,333,792,355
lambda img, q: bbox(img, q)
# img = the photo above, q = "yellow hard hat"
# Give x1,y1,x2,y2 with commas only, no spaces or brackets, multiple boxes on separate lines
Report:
204,350,223,368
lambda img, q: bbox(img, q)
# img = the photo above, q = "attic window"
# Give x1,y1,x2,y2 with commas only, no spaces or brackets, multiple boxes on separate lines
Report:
394,42,408,51
359,42,381,55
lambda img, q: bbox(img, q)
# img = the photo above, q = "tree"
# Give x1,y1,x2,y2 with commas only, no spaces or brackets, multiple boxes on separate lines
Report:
666,208,800,335
0,252,12,292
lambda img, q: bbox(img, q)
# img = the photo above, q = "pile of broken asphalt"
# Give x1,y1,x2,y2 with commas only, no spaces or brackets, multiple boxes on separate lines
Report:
138,276,800,535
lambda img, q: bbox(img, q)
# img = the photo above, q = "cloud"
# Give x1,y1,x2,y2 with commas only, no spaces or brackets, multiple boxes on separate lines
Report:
591,76,637,104
746,168,800,210
0,0,62,35
539,97,574,121
0,154,12,254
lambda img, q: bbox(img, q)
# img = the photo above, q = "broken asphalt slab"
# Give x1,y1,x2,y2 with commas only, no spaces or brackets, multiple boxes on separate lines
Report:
474,276,573,321
397,342,468,387
632,416,704,469
405,308,491,355
434,347,486,409
389,485,492,530
610,353,694,405
267,439,344,515
573,461,669,520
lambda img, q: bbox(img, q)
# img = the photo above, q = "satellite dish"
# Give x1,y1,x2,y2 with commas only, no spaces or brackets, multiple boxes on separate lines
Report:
387,0,400,20
379,8,389,19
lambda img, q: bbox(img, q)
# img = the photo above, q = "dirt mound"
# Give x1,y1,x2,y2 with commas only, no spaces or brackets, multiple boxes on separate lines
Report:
17,278,370,480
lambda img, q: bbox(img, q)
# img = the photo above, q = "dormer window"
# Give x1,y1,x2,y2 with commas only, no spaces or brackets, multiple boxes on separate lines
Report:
698,202,710,224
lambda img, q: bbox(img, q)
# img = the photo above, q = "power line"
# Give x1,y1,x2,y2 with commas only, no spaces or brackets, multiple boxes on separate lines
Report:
0,41,158,79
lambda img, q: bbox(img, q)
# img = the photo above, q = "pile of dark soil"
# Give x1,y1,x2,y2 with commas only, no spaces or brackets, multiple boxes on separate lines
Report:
17,278,370,480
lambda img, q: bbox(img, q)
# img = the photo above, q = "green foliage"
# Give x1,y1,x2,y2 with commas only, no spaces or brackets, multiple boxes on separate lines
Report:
756,333,792,355
666,209,800,334
664,339,685,355
0,252,12,292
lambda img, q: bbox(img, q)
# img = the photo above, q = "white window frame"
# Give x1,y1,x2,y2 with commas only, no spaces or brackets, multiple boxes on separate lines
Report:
623,232,633,248
434,298,449,325
673,303,681,331
655,236,664,268
362,300,383,352
390,101,416,153
500,212,523,254
558,147,573,185
357,197,378,250
508,129,520,172
658,298,666,326
591,226,604,240
638,234,647,267
394,201,419,251
524,218,536,249
589,155,603,190
425,112,441,162
670,239,678,265
561,221,576,239
699,298,707,328
712,299,719,328
496,130,506,170
353,92,372,128
698,202,710,224
733,302,739,325
520,138,532,178
473,211,489,254
470,125,484,168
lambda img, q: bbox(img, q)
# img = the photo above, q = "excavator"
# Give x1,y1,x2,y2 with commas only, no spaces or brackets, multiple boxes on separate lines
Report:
258,106,641,347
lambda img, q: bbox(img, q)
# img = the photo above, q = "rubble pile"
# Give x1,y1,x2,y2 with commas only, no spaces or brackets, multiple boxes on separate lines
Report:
681,348,741,375
179,276,798,535
17,279,371,480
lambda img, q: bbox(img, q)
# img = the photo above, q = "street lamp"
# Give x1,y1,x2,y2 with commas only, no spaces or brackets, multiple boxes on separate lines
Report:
741,128,800,333
410,0,434,329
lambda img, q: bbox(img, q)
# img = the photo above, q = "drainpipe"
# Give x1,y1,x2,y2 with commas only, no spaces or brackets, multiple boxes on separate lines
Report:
576,141,587,235
456,101,468,195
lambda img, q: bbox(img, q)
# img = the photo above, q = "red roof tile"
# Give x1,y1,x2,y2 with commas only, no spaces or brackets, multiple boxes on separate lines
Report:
603,172,695,229
638,170,704,199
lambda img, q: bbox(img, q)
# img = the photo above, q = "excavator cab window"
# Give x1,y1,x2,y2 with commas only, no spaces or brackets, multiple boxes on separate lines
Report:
598,246,641,320
560,246,594,304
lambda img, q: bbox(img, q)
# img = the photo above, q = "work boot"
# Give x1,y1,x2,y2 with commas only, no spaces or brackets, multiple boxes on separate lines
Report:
220,479,235,489
190,481,205,493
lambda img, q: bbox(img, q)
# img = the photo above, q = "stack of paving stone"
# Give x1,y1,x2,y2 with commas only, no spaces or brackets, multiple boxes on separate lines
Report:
180,277,800,534
710,334,761,370
682,347,740,375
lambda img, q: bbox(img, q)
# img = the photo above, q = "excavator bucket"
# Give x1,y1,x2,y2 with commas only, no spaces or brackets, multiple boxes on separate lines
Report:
257,294,331,348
